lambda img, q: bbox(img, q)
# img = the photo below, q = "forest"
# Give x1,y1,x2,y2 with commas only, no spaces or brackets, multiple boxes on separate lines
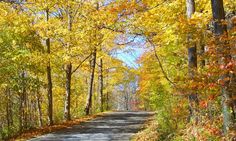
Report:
0,0,235,140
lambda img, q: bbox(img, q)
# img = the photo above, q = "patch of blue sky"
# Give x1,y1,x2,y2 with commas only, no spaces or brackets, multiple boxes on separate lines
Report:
114,36,146,69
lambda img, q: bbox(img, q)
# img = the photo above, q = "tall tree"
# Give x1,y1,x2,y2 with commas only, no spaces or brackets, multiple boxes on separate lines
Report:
186,0,199,123
45,8,53,126
85,49,97,115
210,0,234,133
36,82,43,127
98,58,104,112
19,71,27,132
64,6,73,121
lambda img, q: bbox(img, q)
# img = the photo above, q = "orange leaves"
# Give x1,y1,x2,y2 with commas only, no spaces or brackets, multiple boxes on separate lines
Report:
199,100,208,108
108,1,140,15
10,113,108,140
109,7,118,13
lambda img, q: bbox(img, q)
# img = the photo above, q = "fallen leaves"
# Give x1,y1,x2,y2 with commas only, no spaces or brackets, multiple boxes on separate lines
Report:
10,112,110,141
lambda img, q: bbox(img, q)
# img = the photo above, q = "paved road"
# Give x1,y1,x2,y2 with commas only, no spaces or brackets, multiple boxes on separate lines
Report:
29,111,155,141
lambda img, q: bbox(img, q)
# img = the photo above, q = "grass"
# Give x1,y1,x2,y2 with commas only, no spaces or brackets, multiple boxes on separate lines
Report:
132,115,158,141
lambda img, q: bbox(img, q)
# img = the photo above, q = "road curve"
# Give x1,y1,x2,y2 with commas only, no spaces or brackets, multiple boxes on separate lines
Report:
29,111,155,141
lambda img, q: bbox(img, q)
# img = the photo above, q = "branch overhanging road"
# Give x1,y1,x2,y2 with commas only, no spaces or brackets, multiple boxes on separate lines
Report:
29,111,155,141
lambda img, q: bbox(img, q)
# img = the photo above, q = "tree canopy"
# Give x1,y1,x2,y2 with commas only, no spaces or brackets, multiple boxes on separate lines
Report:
0,0,235,140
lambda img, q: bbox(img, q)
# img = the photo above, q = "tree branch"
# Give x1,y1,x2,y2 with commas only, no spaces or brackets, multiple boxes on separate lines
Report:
102,26,143,36
147,37,176,87
72,54,92,74
115,35,137,45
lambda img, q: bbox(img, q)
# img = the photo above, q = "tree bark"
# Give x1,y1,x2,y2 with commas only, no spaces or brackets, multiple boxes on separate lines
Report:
85,49,97,115
64,63,72,120
105,71,109,111
19,93,22,132
46,9,53,126
210,0,233,133
227,13,236,125
19,71,27,132
6,88,11,132
98,58,104,112
36,85,43,127
64,7,73,121
186,0,199,123
200,36,205,68
106,91,109,111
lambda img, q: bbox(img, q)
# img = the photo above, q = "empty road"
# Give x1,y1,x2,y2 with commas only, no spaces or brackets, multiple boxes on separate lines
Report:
29,111,155,141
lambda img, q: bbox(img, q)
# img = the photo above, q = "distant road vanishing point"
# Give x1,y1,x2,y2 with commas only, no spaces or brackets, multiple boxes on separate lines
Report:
29,111,155,141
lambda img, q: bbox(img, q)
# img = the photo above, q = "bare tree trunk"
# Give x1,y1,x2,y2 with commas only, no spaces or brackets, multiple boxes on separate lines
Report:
125,92,129,111
19,71,27,132
23,72,28,130
199,37,205,68
64,63,72,120
19,92,23,132
64,7,73,121
186,0,199,123
228,13,236,125
28,94,35,128
106,91,109,111
21,72,25,129
46,9,53,126
36,86,43,127
98,58,104,112
85,49,97,115
6,88,11,132
211,0,233,133
105,70,109,111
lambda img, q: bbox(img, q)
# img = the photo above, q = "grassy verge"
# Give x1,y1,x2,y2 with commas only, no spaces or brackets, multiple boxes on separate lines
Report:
132,115,159,141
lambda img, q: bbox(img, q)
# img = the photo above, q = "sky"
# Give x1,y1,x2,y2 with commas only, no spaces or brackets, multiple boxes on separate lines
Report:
115,36,146,69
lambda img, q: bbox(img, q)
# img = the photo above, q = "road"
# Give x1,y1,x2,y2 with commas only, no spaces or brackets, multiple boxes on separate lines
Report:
29,111,155,141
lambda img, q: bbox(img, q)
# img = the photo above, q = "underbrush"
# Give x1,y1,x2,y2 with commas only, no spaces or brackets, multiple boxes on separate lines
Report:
137,82,236,141
133,118,159,141
134,110,236,141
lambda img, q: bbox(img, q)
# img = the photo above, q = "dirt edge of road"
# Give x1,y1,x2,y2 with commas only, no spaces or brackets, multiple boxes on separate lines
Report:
10,111,112,141
131,112,157,141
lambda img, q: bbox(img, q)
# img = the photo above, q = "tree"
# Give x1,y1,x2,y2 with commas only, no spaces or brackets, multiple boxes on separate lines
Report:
98,58,104,112
85,49,97,115
64,5,73,121
45,8,53,126
0,0,235,140
210,0,234,133
186,0,199,123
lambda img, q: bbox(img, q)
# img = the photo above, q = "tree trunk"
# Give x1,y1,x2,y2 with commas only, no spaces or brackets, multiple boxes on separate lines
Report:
106,91,109,111
19,93,23,132
186,0,199,123
36,86,43,127
64,63,72,120
23,72,28,130
210,0,233,133
64,6,73,121
85,49,97,115
6,88,11,132
228,13,236,125
125,92,129,111
98,58,104,112
200,37,205,68
19,71,27,132
105,72,109,111
46,9,53,126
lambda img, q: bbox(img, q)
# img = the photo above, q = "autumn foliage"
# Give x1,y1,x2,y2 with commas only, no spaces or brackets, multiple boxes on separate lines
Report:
0,0,235,140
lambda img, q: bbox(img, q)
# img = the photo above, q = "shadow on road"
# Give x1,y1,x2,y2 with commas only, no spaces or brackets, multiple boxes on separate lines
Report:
29,111,155,141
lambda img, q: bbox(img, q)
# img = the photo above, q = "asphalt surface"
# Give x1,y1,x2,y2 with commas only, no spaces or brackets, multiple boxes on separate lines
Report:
29,111,155,141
